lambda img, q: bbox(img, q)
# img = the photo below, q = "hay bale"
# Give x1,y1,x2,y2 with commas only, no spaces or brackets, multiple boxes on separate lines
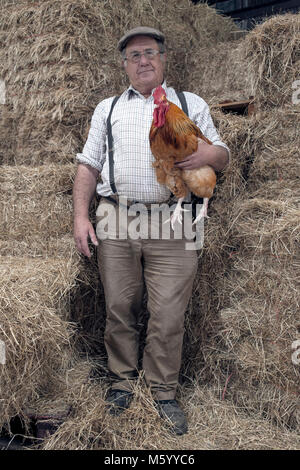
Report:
180,99,300,431
0,256,80,312
34,380,300,450
202,181,300,428
0,234,76,258
188,39,250,105
243,13,300,110
1,0,299,448
0,255,81,430
0,163,75,193
210,110,264,202
0,108,17,165
0,0,239,165
0,163,75,240
1,192,72,240
247,106,300,186
0,161,89,430
0,0,116,164
231,194,300,256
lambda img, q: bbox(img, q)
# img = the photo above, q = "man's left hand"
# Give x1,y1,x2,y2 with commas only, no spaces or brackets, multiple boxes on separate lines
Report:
175,138,229,172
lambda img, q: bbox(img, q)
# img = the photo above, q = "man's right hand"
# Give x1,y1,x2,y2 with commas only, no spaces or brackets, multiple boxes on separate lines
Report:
74,216,98,258
72,163,100,258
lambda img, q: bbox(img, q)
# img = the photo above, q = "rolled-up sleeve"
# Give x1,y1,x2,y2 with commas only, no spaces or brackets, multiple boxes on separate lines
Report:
76,99,110,172
187,92,230,160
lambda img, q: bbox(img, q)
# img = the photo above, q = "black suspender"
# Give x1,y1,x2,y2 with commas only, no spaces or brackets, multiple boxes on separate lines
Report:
175,91,188,116
107,95,120,194
106,91,189,194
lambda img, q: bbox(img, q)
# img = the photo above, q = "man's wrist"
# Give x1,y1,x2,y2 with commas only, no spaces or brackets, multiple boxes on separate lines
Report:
210,145,229,172
73,213,90,223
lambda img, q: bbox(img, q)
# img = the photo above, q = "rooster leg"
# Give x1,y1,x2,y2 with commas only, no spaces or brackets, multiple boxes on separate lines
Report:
192,197,209,225
164,197,189,230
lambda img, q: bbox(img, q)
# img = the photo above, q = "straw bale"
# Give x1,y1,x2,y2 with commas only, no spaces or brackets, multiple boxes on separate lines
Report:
0,302,76,431
0,162,76,240
1,192,72,239
13,119,86,166
229,185,300,256
0,107,17,165
0,0,239,165
249,145,300,185
208,181,300,428
0,163,75,193
187,39,250,106
247,107,300,186
0,0,117,164
186,259,300,429
219,257,299,355
253,106,300,149
231,382,300,430
0,256,80,309
34,377,300,450
0,162,84,430
1,0,299,447
0,234,77,258
242,13,300,110
208,110,262,204
0,255,81,429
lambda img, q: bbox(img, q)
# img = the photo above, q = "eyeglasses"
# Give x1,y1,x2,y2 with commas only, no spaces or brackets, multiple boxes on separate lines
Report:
124,49,161,63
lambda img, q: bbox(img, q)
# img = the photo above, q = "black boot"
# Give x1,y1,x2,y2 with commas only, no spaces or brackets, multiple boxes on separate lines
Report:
106,389,133,416
154,399,188,435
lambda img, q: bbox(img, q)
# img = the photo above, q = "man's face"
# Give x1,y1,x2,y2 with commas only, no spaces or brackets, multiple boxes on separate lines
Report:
123,35,165,96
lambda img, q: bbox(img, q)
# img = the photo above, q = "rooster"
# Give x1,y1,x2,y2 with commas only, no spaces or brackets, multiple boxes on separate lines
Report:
149,85,216,228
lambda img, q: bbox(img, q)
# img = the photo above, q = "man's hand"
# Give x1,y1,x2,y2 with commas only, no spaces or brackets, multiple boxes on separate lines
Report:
175,138,229,172
72,163,99,258
74,216,98,258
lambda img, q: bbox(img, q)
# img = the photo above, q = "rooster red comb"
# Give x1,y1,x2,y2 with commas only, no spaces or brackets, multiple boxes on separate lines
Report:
153,85,167,104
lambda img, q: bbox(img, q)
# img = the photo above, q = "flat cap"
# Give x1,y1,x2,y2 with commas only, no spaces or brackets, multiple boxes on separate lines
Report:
118,26,165,52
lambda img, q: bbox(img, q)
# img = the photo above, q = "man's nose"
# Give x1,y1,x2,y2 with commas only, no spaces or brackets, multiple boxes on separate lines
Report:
139,53,150,65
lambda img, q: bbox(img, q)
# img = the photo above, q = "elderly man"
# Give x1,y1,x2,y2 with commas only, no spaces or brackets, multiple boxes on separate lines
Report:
73,26,229,435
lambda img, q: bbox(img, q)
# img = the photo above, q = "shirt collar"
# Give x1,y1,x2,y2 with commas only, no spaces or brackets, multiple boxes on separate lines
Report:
126,80,167,99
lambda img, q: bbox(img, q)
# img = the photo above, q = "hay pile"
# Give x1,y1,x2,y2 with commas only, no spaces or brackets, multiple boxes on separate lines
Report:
0,162,82,431
0,0,239,165
180,14,300,432
187,37,250,105
222,16,300,427
0,255,80,430
0,0,112,164
0,164,75,245
0,0,299,450
37,376,300,450
243,13,300,110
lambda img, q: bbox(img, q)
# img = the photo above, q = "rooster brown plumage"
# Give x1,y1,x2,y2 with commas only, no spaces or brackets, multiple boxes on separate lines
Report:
149,85,216,227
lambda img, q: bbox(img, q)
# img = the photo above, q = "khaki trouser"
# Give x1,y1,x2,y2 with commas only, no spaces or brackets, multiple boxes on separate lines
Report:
96,198,198,400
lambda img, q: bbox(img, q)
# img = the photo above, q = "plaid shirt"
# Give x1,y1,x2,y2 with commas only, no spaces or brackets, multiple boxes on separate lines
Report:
76,81,230,203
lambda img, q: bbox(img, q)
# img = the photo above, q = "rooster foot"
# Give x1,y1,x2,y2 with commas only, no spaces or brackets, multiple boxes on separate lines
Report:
164,198,189,230
192,198,209,225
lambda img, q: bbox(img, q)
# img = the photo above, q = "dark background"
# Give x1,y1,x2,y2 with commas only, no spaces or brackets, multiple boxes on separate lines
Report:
193,0,300,29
